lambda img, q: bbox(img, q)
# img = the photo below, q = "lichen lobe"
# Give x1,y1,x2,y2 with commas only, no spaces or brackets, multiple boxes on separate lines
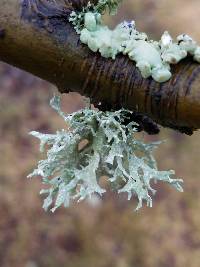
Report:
28,96,183,212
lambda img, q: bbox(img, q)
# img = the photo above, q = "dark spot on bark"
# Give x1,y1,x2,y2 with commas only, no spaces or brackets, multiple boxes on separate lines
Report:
0,28,5,39
153,91,162,107
21,0,72,34
160,120,195,135
171,125,194,135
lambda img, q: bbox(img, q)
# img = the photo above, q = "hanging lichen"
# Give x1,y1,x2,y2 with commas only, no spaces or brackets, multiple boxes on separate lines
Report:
28,96,183,212
69,0,200,82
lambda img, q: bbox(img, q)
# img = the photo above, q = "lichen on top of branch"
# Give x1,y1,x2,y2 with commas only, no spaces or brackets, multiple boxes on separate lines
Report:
69,0,200,82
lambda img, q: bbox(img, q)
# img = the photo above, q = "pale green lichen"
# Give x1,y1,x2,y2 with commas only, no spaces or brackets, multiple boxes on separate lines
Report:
28,96,183,212
69,0,200,82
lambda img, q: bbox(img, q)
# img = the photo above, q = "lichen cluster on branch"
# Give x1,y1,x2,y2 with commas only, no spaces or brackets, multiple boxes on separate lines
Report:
28,96,183,212
69,0,200,82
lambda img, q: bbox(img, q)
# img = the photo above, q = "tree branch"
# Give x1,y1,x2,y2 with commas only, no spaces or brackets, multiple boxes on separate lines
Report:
0,0,200,134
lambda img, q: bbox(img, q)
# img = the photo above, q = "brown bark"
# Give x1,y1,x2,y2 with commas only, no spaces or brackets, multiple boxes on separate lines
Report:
0,0,200,134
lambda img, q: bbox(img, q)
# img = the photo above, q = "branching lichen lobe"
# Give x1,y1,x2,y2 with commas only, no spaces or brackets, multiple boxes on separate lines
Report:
29,96,183,212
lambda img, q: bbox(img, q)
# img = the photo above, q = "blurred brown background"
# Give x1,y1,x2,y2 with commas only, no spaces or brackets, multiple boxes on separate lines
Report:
1,1,200,267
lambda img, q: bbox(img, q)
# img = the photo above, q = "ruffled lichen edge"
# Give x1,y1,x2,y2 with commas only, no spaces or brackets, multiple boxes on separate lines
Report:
28,96,183,212
69,0,200,82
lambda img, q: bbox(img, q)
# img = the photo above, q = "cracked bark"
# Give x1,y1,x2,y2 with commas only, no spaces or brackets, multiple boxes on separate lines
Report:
0,0,200,135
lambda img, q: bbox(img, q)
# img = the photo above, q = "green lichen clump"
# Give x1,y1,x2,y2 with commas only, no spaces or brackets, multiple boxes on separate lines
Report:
69,0,122,32
69,0,200,82
28,96,183,212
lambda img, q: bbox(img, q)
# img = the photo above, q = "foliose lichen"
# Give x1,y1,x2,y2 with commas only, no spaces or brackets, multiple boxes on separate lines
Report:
69,0,200,82
28,96,183,212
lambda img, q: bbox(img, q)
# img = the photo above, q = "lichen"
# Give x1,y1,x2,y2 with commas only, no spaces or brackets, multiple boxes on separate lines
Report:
28,96,183,212
69,0,200,82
